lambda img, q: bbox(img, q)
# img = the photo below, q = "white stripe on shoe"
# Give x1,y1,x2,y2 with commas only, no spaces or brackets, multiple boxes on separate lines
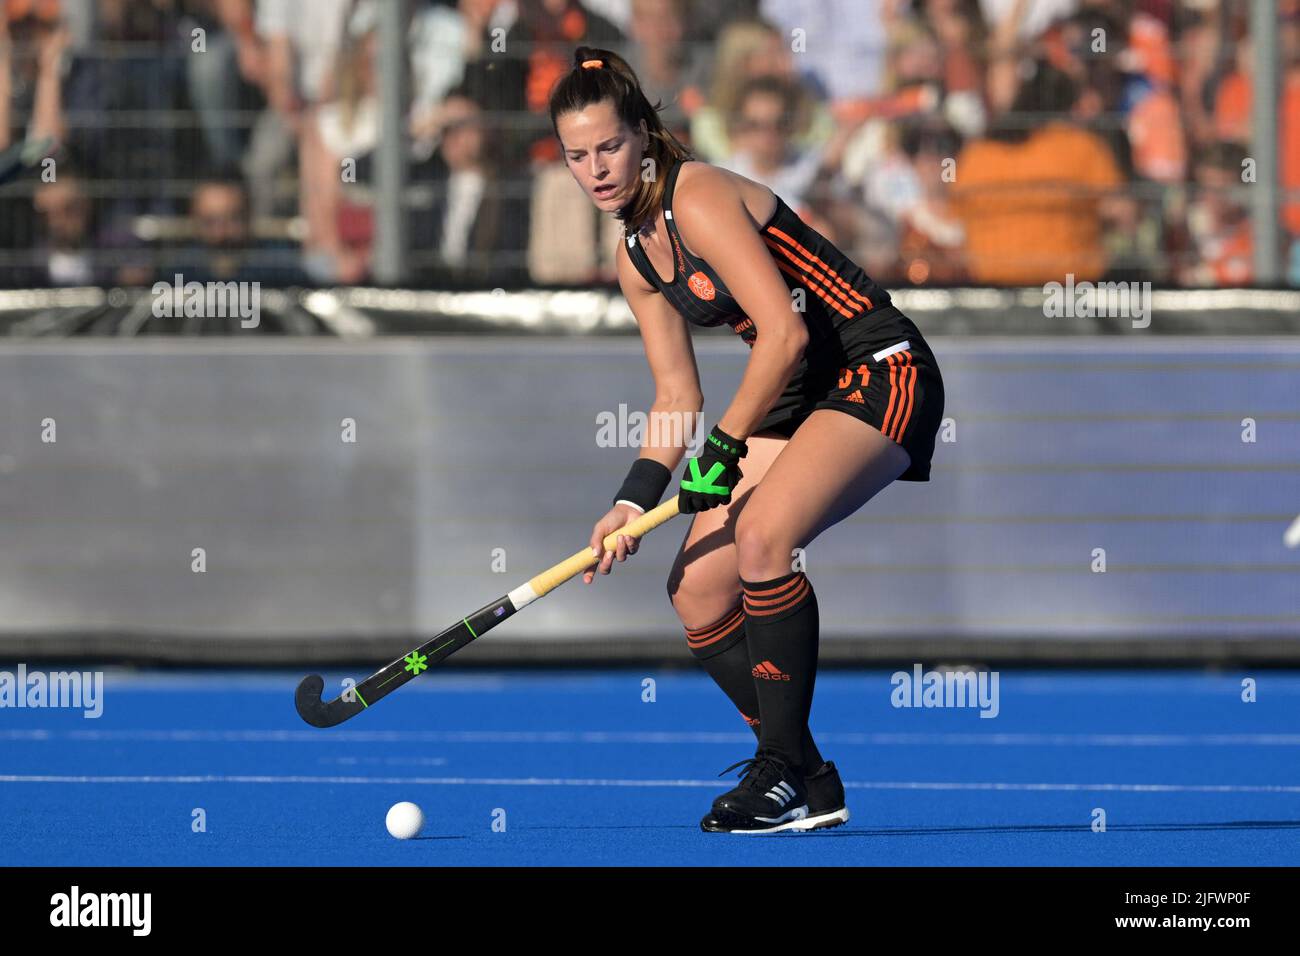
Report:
764,780,797,805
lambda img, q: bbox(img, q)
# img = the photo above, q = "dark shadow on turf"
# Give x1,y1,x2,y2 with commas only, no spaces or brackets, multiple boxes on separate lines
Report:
512,821,1300,837
518,825,700,831
408,836,469,841
809,820,1300,837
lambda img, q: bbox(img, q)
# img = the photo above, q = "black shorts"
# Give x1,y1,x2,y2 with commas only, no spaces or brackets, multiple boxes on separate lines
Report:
754,305,945,481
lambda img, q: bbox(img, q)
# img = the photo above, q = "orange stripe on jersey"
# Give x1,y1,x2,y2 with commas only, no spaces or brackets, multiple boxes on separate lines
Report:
766,226,874,311
763,238,862,315
884,352,916,441
769,230,874,310
882,354,902,438
763,239,856,308
893,353,917,441
772,258,856,320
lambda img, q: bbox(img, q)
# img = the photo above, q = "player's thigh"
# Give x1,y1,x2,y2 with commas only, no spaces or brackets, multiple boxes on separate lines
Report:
738,409,912,556
666,430,789,615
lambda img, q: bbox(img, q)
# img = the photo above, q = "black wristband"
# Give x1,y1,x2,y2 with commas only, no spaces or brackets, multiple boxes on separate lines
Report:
705,425,748,460
613,458,673,512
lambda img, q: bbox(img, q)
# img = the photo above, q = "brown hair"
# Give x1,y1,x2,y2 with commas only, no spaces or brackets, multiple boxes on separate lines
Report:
730,75,801,135
548,45,693,234
709,20,783,117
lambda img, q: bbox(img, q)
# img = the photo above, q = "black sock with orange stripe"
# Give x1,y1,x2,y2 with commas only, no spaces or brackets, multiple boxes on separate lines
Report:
685,599,825,770
685,601,763,731
741,570,819,771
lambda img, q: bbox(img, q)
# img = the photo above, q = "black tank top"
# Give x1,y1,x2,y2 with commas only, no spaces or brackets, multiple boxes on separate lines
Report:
624,161,892,349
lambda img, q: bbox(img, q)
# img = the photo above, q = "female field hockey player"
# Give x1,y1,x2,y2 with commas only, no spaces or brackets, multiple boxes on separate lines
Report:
556,48,945,834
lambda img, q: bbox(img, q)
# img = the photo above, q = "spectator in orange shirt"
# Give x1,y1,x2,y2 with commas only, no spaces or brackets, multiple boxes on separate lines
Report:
1212,17,1300,238
1124,10,1187,185
511,0,624,165
950,60,1127,286
1179,141,1253,287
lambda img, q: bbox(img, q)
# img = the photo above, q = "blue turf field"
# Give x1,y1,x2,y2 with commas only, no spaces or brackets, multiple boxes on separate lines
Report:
2,668,1298,866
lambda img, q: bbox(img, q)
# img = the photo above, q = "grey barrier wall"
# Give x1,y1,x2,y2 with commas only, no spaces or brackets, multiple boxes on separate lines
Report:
5,287,1300,338
0,336,1297,661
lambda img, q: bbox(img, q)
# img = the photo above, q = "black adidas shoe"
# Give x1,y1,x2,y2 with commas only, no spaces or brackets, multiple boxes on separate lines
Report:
797,760,849,831
700,751,808,834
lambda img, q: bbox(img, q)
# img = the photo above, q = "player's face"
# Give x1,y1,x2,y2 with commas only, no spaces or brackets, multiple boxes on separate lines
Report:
557,101,647,212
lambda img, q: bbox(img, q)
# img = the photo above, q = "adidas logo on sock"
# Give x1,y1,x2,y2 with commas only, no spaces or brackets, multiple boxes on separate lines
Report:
752,661,790,681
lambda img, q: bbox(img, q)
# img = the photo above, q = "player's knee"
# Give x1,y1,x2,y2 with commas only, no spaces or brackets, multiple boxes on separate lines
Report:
666,560,685,604
668,563,729,627
733,514,789,579
667,565,703,619
666,560,691,609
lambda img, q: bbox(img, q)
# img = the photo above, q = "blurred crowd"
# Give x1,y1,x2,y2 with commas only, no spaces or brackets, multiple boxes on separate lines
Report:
2,0,1299,290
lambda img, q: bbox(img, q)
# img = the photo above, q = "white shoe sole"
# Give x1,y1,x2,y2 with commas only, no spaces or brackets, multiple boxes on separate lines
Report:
723,806,850,835
719,804,810,835
793,807,850,831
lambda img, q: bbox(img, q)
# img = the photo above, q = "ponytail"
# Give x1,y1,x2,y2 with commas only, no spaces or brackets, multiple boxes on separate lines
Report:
548,46,694,233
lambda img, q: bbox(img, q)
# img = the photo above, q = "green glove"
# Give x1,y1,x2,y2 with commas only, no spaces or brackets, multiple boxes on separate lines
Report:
679,425,747,514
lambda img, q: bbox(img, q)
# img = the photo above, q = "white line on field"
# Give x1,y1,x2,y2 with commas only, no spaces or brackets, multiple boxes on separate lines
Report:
0,774,1298,793
3,729,1300,747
